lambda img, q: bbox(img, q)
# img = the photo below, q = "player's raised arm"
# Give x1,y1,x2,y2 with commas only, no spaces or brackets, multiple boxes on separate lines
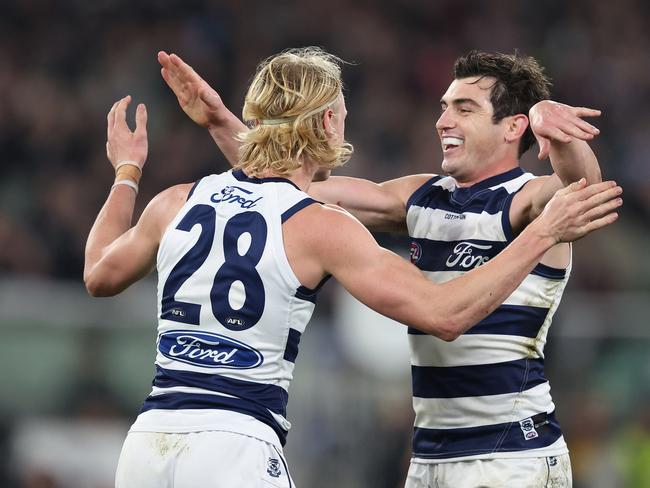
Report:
158,51,247,166
512,100,604,231
84,96,188,297
159,52,430,232
313,179,621,341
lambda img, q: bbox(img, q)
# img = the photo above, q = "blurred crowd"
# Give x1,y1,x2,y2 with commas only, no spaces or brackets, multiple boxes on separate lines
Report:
0,0,648,285
1,0,649,487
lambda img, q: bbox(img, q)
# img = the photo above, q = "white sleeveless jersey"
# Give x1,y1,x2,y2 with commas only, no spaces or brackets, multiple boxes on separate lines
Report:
130,169,325,448
406,168,571,462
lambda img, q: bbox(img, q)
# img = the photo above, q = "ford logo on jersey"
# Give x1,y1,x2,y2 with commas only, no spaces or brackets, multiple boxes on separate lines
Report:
158,330,263,369
211,186,262,209
445,242,493,269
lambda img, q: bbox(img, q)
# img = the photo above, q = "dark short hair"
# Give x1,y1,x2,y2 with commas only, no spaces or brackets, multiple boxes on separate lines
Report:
453,50,551,157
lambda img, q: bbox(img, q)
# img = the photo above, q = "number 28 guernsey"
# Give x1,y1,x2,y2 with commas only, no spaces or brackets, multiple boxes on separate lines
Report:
129,169,322,448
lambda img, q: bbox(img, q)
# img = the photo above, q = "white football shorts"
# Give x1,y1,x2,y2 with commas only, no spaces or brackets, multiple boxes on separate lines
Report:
115,430,294,488
405,454,572,488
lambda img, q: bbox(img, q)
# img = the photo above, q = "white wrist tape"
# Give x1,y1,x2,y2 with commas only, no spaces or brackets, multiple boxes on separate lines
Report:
112,179,139,194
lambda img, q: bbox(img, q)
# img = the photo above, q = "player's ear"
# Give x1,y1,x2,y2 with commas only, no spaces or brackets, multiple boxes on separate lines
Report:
504,114,529,143
322,108,335,136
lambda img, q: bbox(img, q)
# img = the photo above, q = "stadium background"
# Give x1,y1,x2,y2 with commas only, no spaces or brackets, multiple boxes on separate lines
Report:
1,0,649,486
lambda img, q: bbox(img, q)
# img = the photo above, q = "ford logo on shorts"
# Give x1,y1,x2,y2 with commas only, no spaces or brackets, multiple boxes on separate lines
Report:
158,330,263,369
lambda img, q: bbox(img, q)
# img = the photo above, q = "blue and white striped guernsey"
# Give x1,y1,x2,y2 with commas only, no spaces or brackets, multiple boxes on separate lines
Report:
129,169,326,449
406,167,571,462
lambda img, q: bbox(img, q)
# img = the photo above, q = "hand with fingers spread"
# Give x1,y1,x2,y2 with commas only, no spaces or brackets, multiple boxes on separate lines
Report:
529,100,601,160
158,51,225,128
533,179,622,244
106,95,148,193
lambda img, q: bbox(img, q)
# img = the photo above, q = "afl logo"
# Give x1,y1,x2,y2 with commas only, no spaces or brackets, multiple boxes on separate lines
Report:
158,330,263,369
410,242,422,263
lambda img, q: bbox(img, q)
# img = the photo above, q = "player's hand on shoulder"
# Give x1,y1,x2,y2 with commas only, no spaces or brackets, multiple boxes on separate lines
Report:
158,51,226,129
106,95,148,171
529,100,601,159
534,179,622,243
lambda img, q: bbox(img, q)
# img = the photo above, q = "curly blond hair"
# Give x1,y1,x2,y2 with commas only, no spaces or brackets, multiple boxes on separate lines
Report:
237,47,353,176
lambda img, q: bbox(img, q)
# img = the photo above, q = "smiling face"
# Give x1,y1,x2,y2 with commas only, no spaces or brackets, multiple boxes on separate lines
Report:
436,76,523,185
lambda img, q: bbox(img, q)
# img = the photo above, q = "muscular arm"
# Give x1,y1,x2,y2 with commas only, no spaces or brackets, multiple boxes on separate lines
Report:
309,174,433,232
84,185,190,296
309,180,620,340
158,52,435,233
511,101,603,233
84,184,151,296
314,207,553,341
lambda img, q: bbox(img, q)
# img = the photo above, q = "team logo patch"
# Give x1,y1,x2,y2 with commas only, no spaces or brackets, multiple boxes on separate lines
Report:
519,417,539,440
410,242,422,263
267,458,282,478
158,330,263,369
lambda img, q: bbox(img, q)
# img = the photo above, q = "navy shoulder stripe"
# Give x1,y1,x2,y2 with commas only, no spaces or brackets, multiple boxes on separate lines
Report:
531,263,566,279
281,198,318,223
187,178,202,200
500,175,537,241
406,175,442,211
501,190,517,241
295,275,331,304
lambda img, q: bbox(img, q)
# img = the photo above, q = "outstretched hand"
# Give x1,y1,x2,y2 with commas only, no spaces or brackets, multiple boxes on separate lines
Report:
536,179,622,244
529,100,601,160
158,51,225,128
106,95,148,170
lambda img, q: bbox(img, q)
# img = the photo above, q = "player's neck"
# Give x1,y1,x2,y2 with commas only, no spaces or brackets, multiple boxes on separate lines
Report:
285,162,318,193
455,160,520,188
253,159,318,193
